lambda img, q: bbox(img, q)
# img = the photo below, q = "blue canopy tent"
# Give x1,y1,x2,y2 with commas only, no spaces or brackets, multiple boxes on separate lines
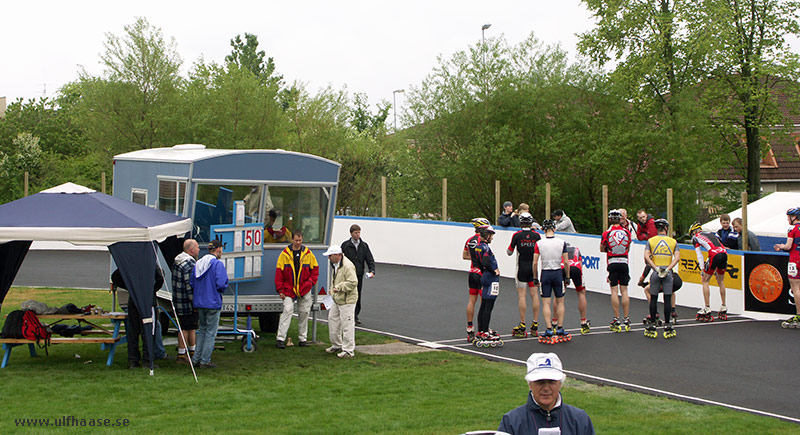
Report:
0,183,191,372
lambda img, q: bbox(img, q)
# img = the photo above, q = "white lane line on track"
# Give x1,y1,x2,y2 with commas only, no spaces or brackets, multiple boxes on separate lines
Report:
352,321,800,425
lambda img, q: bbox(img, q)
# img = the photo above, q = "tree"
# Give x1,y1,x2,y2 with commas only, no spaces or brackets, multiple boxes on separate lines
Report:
225,33,283,89
579,0,800,200
72,17,184,157
692,0,800,199
349,93,390,137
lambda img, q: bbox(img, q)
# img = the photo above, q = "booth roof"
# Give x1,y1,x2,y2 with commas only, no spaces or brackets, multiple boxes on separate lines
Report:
0,185,191,245
701,191,800,237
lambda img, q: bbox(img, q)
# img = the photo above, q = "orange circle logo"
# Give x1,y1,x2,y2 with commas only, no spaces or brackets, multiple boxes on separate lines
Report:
748,263,783,303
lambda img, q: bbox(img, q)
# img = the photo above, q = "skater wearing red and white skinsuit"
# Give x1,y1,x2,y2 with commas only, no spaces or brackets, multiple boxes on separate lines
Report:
774,207,800,328
689,222,728,320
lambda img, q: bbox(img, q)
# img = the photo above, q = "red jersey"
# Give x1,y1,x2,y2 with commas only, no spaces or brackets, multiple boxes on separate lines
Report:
788,224,800,262
561,245,583,270
464,233,482,273
601,225,631,264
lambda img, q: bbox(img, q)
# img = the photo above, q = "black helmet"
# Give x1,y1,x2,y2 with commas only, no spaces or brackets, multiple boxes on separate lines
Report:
470,217,491,229
519,212,534,226
654,218,669,230
542,219,556,231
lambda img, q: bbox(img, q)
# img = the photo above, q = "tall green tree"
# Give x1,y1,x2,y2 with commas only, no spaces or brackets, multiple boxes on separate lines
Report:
692,0,800,199
225,33,283,88
72,17,184,157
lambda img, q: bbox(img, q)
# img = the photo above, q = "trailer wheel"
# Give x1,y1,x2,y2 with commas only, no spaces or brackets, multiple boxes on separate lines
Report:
241,335,257,353
259,313,279,333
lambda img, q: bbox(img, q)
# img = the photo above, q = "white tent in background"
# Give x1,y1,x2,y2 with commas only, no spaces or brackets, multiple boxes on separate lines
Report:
702,191,800,237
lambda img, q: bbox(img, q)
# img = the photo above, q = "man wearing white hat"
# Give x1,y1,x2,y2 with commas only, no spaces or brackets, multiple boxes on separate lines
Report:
499,352,594,434
322,245,358,358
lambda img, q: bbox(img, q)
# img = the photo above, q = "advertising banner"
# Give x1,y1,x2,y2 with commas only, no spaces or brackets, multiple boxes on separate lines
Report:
678,249,742,290
744,253,794,314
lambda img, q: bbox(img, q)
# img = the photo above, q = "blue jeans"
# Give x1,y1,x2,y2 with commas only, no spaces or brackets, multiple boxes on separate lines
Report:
154,318,166,359
193,308,221,365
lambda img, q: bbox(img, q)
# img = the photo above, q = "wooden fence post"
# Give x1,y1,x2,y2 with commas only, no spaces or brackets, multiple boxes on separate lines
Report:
545,182,551,220
381,176,387,218
602,185,608,228
102,172,107,194
24,171,29,197
667,188,674,237
495,180,500,225
442,178,447,221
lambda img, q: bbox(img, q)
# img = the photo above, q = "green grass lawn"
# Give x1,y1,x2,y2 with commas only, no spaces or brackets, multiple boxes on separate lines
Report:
1,287,798,434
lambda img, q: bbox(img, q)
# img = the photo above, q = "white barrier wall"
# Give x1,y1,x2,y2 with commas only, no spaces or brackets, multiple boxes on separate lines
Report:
332,216,781,320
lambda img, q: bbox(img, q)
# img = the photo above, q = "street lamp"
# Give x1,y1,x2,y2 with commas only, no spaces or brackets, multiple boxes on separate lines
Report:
481,23,491,44
481,24,492,96
393,89,405,131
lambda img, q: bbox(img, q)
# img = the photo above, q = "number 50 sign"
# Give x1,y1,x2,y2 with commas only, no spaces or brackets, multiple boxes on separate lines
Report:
244,228,263,251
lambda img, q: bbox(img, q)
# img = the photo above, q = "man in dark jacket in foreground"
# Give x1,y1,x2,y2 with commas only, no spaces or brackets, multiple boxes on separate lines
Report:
499,352,594,435
341,224,375,325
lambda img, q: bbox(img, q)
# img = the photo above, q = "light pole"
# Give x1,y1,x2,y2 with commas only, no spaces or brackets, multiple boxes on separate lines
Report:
481,24,491,95
393,89,405,131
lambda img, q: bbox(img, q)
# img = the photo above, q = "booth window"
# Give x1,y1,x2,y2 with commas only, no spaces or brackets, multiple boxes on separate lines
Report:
131,188,147,206
158,179,187,215
192,184,330,245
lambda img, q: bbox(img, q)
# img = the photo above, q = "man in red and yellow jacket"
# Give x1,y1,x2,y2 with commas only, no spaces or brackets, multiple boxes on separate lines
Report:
274,231,319,348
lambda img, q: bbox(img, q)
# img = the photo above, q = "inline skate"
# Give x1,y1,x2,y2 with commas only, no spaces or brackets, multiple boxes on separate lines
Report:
473,330,504,348
538,328,555,345
466,326,475,343
530,321,539,337
643,320,658,339
580,320,591,335
620,317,631,332
781,314,800,329
663,323,676,339
610,317,620,332
717,305,728,321
511,322,528,338
695,307,714,322
554,326,572,343
643,313,663,327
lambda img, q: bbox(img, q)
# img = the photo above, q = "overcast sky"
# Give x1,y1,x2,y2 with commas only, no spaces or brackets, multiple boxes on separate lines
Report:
2,1,798,112
2,1,597,106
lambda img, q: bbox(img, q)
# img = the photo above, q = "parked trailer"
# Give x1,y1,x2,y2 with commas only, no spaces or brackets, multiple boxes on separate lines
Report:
112,144,340,337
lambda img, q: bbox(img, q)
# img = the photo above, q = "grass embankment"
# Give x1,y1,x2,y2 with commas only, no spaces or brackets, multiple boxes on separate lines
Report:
0,287,796,434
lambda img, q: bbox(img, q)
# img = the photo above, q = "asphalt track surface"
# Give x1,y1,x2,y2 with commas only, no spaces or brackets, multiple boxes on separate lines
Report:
355,263,800,424
12,252,800,423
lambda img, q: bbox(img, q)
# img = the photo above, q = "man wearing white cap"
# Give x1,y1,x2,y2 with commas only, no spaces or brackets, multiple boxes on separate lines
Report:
322,245,358,358
499,352,594,434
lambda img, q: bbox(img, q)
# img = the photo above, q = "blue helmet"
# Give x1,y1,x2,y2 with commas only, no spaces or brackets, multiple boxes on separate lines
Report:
787,207,800,217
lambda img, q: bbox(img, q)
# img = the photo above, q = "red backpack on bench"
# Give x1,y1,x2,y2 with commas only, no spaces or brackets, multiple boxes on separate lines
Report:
21,310,51,352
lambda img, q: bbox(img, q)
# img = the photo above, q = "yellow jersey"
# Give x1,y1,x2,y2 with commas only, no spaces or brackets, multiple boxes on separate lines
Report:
647,235,677,267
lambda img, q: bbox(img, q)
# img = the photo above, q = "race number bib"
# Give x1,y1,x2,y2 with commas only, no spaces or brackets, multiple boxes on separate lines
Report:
789,262,798,277
490,282,500,296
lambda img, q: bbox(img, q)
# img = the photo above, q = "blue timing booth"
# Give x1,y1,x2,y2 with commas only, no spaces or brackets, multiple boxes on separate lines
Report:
112,144,340,333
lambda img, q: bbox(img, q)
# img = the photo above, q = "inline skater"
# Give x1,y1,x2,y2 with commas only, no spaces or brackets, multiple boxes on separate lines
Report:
563,243,590,335
690,222,729,322
640,267,682,325
774,207,800,329
463,217,490,342
600,210,633,332
533,220,571,344
643,219,680,339
474,225,503,347
507,212,541,338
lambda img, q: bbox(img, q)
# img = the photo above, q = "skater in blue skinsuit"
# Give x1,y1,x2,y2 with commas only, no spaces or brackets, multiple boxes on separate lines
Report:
474,225,502,347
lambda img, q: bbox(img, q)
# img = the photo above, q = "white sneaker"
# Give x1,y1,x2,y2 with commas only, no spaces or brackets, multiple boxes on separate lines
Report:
719,305,727,312
325,346,342,354
697,307,711,315
336,351,354,359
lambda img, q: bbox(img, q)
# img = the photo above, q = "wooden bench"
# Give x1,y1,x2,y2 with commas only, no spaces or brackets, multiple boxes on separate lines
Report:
1,313,127,368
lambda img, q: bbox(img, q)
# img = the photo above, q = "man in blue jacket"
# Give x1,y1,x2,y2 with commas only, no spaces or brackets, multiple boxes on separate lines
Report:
191,239,229,368
499,352,595,435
